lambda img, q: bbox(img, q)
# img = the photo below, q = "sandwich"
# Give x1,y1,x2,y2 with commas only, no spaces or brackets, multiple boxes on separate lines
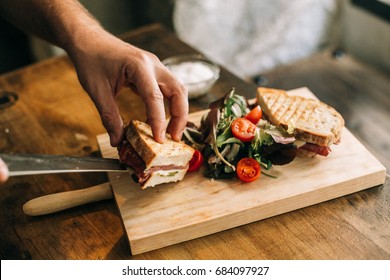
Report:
256,87,345,157
118,120,195,188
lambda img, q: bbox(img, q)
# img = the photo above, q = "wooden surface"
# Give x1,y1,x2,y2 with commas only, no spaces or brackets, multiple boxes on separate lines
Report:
0,23,389,259
97,88,385,255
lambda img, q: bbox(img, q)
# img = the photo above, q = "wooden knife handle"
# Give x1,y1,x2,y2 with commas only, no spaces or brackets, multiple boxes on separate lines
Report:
23,182,113,216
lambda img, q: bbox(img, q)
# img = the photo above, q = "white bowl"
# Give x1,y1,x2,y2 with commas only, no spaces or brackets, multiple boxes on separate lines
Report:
163,54,220,99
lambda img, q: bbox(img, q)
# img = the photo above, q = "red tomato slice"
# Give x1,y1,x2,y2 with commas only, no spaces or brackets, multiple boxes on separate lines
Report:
236,157,261,183
231,118,256,142
245,105,262,124
188,150,204,172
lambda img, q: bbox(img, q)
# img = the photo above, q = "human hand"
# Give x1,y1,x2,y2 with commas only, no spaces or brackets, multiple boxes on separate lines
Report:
0,157,9,184
66,30,188,146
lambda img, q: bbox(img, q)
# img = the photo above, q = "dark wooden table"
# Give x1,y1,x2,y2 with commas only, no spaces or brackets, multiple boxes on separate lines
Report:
0,23,389,260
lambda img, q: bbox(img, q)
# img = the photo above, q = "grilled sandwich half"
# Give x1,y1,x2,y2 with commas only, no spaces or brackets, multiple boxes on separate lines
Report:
257,87,345,157
119,120,195,188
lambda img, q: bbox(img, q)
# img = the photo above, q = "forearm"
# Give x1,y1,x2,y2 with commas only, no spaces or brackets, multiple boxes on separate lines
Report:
0,0,105,53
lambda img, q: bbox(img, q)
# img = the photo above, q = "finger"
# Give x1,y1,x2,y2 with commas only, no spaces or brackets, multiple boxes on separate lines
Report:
0,157,9,184
88,86,124,147
100,104,124,147
160,82,189,141
127,70,167,143
141,86,167,143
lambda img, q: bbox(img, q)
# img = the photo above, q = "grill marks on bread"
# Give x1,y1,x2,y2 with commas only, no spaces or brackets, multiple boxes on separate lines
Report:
257,87,345,147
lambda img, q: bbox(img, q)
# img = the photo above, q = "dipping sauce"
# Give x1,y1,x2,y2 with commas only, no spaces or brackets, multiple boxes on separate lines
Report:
163,55,220,99
169,61,215,84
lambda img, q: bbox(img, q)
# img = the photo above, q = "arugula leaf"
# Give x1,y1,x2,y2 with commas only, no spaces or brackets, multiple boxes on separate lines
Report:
249,128,274,170
218,137,244,147
220,88,248,120
204,108,236,170
160,171,179,177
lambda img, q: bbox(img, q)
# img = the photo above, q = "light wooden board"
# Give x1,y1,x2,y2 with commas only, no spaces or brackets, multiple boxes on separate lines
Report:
97,87,386,255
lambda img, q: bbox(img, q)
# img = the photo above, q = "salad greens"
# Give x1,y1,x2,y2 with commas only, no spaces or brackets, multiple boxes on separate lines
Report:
183,88,297,179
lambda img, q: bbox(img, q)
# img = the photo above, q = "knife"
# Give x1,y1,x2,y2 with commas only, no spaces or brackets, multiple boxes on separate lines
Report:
0,153,129,176
23,182,113,216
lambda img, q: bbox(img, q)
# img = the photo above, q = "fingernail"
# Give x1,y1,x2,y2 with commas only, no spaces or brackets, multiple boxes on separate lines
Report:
0,164,9,183
173,131,183,142
109,132,119,147
159,130,166,143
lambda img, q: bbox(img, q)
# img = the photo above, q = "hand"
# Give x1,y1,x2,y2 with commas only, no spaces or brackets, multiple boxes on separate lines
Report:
0,0,188,146
0,157,9,184
67,30,188,146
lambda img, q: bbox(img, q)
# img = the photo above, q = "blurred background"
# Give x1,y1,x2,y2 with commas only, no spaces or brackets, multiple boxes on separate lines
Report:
0,0,389,79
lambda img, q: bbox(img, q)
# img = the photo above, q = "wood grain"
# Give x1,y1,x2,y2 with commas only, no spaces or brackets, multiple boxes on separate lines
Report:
97,87,386,255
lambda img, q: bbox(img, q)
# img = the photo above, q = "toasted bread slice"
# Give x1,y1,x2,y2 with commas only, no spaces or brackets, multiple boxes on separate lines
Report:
126,120,194,169
257,87,344,147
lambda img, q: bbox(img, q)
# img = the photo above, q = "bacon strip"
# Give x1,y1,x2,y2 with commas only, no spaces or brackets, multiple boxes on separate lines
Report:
299,143,331,156
118,140,187,184
118,141,146,175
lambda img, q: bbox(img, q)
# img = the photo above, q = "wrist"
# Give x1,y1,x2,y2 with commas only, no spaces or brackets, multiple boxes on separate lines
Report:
60,15,107,56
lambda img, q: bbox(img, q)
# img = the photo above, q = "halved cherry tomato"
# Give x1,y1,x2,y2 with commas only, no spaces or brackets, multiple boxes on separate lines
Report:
188,150,204,172
231,118,256,142
245,105,262,124
236,157,261,183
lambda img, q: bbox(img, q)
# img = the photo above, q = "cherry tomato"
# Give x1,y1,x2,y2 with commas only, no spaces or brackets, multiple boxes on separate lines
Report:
188,150,204,172
231,118,256,142
245,105,262,124
236,157,261,183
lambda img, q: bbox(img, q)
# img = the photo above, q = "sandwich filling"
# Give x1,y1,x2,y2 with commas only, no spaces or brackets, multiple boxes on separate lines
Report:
118,141,187,184
296,141,331,156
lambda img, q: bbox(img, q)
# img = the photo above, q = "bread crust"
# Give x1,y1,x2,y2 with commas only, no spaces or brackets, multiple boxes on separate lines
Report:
126,120,194,169
257,87,344,147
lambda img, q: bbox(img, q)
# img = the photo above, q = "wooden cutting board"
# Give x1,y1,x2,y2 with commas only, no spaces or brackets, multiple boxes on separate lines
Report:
97,87,386,255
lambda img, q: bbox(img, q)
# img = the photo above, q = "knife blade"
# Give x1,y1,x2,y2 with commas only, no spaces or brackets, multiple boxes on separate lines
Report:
0,153,129,176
